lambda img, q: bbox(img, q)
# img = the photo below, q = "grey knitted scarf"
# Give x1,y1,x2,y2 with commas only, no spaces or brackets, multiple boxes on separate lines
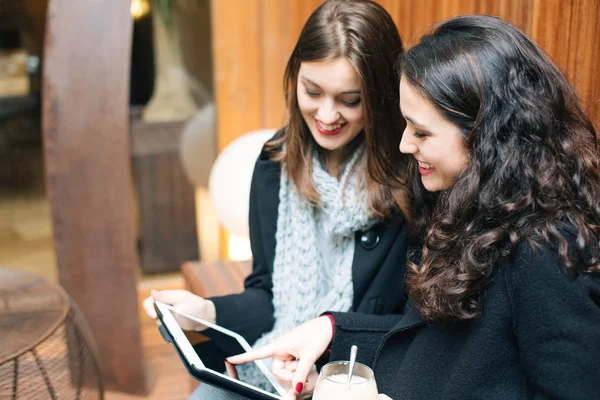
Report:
237,146,377,389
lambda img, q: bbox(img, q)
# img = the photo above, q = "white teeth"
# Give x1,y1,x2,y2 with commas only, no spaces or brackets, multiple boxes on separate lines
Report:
317,121,342,131
418,161,433,170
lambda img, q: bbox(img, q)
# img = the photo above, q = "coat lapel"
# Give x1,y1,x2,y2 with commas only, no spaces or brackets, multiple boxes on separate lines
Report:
351,216,406,310
389,298,426,333
252,157,281,265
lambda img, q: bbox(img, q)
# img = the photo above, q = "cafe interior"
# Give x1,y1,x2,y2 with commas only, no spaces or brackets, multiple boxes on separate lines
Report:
0,0,598,398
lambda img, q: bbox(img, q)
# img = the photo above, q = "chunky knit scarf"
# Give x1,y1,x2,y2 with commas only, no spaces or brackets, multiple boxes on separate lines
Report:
237,146,377,389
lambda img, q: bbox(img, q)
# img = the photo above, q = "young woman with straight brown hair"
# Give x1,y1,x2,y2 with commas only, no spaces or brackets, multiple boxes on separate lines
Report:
144,1,412,397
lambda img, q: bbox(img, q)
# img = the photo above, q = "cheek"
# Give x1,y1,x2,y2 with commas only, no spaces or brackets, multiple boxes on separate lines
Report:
442,146,469,179
345,107,364,125
297,93,316,115
456,150,470,174
451,138,469,170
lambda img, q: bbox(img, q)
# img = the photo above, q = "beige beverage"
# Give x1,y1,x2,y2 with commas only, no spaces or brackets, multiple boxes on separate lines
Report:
313,361,378,400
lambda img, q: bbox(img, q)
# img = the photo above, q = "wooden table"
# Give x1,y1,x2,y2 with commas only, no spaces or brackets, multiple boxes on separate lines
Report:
181,259,252,298
179,259,252,392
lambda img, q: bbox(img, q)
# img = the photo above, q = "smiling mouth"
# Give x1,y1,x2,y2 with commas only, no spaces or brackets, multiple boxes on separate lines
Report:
416,160,435,175
316,121,346,136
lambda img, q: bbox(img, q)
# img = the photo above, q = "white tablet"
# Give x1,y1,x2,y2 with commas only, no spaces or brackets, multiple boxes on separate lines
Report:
154,301,286,400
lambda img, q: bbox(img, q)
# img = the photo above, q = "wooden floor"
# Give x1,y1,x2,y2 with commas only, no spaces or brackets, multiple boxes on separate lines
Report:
104,278,197,400
0,149,57,282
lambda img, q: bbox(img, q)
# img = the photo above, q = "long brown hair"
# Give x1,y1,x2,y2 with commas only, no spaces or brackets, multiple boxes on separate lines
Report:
268,0,410,219
393,15,600,322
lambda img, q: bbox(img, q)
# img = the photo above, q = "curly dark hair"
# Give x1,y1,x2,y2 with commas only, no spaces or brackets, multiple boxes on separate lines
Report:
389,15,600,322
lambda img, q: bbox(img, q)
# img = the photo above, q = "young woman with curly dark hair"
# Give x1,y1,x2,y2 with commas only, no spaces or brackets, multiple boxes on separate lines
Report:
397,14,600,323
230,15,600,400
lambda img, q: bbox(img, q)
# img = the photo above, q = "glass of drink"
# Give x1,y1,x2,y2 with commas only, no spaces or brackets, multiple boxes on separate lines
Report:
312,361,378,400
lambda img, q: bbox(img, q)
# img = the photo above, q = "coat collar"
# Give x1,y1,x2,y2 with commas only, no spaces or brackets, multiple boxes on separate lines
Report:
252,156,281,239
253,156,281,187
389,299,426,334
351,216,406,310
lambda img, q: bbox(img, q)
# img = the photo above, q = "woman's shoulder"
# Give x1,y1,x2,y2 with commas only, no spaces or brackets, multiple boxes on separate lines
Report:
501,223,599,295
509,221,592,262
496,225,600,395
256,128,286,162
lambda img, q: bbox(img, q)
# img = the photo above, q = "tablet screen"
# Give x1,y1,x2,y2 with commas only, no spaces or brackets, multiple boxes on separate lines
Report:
156,302,286,399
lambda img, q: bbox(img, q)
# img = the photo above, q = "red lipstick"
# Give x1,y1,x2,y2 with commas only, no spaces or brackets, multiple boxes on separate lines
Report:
316,121,345,136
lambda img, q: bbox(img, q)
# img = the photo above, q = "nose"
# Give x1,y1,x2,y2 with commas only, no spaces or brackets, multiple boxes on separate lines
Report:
399,128,417,155
316,98,340,124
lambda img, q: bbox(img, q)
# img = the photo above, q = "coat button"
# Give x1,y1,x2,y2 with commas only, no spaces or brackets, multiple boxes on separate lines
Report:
360,230,380,250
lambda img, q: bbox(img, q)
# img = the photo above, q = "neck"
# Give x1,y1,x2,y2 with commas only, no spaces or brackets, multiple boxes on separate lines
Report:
323,137,363,179
325,150,343,179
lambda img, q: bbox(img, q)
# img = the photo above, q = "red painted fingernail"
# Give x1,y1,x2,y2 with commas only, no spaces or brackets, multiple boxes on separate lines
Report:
295,382,303,393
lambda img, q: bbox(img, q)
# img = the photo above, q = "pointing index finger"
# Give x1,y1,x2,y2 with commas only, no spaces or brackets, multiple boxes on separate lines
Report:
226,344,277,364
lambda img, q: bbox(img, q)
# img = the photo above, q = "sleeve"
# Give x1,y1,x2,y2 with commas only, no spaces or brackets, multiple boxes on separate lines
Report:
509,242,600,400
205,157,275,351
328,312,401,367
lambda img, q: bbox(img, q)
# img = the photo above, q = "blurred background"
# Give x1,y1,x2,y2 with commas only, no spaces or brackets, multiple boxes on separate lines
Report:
0,0,598,398
1,0,215,282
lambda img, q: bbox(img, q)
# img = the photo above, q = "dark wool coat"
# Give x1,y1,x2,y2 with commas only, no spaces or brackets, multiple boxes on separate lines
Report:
200,138,413,369
330,231,600,399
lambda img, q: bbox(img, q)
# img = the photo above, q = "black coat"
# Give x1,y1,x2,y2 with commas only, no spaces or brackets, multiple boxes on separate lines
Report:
329,233,600,399
202,140,412,362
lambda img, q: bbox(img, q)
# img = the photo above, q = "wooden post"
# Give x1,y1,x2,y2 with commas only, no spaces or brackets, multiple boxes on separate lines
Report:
209,0,317,258
42,0,150,394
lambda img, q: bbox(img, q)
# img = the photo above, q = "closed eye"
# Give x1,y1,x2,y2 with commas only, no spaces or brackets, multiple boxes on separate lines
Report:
303,92,361,108
341,98,361,107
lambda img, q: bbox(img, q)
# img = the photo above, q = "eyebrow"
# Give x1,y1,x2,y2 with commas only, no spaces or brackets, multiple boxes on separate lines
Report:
404,115,431,130
300,77,361,95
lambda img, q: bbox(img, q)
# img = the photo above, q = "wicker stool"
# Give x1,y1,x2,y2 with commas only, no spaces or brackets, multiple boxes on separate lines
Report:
0,269,104,399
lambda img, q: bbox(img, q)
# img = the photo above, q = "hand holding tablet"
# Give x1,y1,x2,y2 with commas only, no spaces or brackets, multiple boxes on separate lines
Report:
154,301,287,400
144,289,215,331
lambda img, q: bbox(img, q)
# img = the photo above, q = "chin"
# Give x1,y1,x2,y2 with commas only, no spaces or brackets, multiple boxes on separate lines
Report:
313,135,347,152
421,179,442,193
